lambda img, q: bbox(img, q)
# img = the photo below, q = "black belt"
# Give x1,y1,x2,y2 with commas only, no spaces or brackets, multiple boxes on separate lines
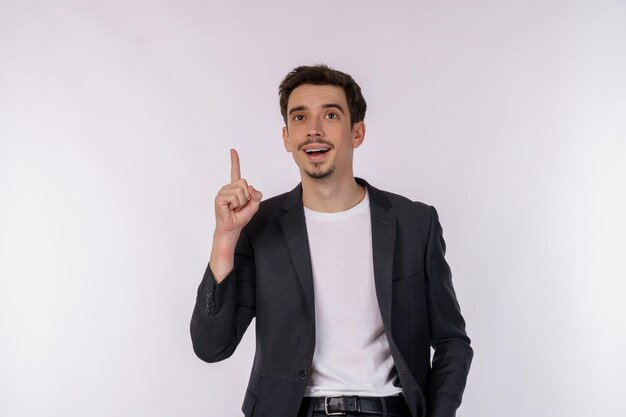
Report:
302,394,410,416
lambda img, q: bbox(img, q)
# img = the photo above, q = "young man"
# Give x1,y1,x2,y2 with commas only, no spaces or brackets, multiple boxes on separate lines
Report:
191,65,473,417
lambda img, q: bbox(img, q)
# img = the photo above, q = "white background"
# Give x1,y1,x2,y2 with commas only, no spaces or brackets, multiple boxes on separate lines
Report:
1,1,625,416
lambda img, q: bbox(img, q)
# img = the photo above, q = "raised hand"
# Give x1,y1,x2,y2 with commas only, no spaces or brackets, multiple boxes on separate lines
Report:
210,149,262,281
214,149,263,234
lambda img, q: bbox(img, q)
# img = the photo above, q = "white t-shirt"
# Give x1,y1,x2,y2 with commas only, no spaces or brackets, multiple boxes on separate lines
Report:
303,188,402,397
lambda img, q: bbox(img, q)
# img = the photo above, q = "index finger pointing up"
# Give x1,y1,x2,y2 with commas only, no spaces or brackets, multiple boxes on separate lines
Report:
230,148,241,182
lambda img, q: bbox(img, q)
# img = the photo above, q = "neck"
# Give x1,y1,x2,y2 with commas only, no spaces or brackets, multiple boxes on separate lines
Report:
301,174,366,213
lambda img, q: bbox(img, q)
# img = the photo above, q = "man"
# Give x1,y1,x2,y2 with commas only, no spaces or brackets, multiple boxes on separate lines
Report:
191,64,473,417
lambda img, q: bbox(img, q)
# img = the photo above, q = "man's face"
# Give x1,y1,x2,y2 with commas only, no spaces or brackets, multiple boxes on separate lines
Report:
282,84,365,181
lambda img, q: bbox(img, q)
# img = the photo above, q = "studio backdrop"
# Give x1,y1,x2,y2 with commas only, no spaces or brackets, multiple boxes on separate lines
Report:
1,1,625,416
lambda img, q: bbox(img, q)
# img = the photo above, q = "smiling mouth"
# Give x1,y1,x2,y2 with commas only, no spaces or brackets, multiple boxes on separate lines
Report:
303,147,331,155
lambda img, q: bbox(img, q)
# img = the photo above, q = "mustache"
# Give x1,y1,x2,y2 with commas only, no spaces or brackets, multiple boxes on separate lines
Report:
298,139,333,151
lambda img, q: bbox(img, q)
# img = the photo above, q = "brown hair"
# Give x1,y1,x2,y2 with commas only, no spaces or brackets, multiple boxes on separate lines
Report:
279,64,367,127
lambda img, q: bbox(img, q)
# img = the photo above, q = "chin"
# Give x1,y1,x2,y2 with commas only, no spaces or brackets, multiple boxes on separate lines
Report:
304,166,334,180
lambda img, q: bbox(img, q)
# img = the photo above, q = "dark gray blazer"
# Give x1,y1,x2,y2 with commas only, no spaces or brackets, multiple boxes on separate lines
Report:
190,177,473,417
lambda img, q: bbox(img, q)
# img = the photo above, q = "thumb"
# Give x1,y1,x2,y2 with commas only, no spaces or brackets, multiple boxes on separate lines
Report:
248,185,263,202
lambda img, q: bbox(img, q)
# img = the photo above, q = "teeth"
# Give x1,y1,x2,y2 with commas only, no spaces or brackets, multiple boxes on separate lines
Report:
305,148,329,153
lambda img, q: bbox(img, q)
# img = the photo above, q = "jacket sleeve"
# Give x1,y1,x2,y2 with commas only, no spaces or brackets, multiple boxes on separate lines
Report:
190,227,256,363
424,205,473,417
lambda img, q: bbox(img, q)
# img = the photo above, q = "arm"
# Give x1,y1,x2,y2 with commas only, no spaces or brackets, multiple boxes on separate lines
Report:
189,149,262,363
424,205,473,417
190,227,256,362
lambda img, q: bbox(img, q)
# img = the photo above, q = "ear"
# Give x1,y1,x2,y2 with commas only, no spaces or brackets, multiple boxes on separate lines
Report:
282,126,293,152
351,121,366,149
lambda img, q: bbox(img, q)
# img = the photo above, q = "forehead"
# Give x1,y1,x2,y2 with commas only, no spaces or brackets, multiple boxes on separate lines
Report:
287,84,347,109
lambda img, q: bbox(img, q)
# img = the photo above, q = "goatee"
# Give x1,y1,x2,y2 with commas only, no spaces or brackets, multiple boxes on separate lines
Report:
305,166,334,180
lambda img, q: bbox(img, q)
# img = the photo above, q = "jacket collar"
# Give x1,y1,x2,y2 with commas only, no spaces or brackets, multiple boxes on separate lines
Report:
280,177,392,212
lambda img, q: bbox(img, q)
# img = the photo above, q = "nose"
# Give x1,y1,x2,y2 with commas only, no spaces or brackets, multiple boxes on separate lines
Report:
306,116,324,138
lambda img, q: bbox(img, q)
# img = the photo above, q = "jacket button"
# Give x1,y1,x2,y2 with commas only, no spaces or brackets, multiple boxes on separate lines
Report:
298,370,308,381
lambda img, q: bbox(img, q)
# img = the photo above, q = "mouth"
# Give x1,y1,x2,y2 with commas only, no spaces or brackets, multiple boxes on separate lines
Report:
302,146,331,162
303,147,331,155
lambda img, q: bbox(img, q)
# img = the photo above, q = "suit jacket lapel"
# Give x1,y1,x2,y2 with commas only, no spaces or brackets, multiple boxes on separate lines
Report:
279,183,315,317
357,177,396,330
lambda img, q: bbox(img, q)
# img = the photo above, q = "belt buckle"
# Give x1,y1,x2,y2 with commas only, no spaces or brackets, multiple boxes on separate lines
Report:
324,395,356,416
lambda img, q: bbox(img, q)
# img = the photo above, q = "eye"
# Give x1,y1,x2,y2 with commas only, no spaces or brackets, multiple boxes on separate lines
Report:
293,114,305,121
325,112,338,119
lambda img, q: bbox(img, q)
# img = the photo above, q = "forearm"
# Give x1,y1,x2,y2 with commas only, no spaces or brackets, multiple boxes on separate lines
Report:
426,339,473,417
189,264,236,361
424,205,473,416
190,229,256,363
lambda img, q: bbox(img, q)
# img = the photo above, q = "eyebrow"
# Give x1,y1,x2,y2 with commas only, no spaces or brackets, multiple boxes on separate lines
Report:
288,103,346,117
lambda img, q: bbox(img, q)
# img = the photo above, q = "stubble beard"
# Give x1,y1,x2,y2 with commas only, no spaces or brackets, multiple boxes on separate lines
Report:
304,163,334,180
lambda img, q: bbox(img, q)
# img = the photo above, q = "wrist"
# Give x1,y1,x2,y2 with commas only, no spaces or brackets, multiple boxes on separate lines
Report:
209,230,240,283
212,229,240,248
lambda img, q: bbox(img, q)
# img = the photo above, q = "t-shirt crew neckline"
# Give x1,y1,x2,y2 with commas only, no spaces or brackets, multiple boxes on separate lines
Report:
303,188,369,221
